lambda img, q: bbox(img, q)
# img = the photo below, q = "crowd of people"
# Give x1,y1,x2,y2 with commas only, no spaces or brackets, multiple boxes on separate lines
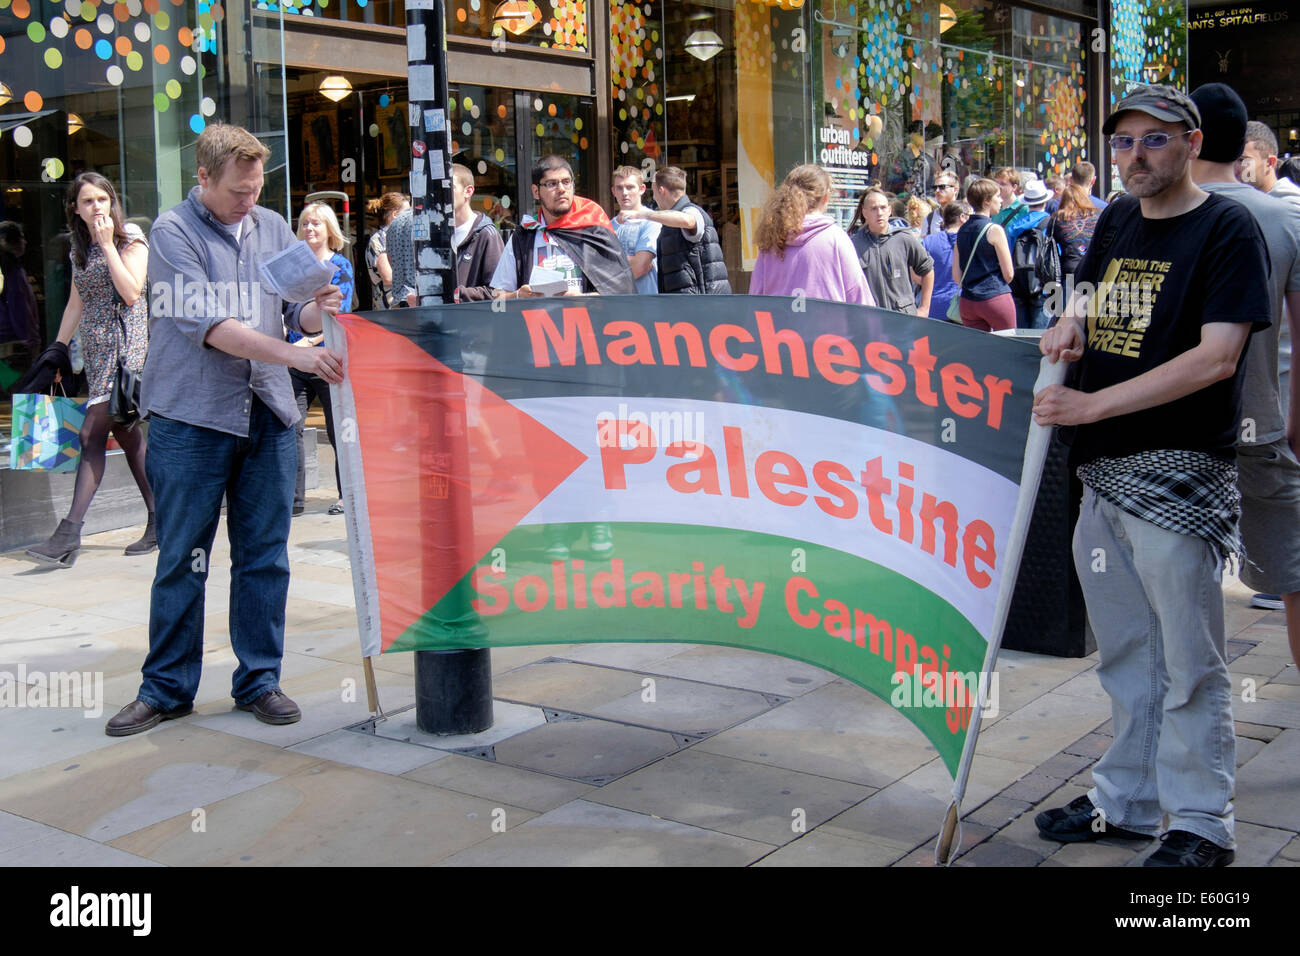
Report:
7,80,1300,871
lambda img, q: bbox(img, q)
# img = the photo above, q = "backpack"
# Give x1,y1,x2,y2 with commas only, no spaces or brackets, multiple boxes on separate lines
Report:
1011,226,1060,299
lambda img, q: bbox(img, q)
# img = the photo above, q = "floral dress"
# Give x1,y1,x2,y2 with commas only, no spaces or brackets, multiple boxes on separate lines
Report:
72,223,148,404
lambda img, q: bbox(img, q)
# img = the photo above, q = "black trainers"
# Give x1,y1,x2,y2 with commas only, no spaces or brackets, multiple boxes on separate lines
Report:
1035,794,1153,843
1143,830,1234,867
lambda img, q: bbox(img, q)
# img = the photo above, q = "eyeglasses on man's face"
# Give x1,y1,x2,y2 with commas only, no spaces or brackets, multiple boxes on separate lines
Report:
1109,130,1192,151
538,177,574,191
934,182,956,193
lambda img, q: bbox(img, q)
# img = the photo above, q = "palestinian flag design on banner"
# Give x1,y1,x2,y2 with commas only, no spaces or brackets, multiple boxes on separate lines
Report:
326,297,1048,773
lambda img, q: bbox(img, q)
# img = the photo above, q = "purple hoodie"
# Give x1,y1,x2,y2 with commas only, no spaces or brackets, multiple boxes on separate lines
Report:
750,214,875,307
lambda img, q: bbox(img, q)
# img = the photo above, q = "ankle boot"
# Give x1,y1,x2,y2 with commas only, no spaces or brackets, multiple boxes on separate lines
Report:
124,512,157,556
26,519,84,568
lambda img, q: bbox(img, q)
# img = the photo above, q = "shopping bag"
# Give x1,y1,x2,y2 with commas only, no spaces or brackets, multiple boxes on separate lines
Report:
8,391,86,472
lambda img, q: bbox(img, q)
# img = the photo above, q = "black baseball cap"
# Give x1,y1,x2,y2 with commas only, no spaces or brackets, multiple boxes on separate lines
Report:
1103,84,1201,135
1190,83,1248,163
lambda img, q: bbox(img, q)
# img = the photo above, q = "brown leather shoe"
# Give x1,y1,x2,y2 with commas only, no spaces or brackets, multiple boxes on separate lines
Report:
235,689,301,725
105,699,193,737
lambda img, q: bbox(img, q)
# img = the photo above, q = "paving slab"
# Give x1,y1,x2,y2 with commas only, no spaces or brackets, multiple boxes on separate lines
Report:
190,662,412,747
288,729,451,776
0,830,162,866
0,722,320,840
1232,698,1300,728
493,660,650,714
0,702,129,781
109,762,535,866
691,679,937,788
974,691,1112,764
1042,840,1145,867
590,747,871,846
636,644,838,696
492,717,681,780
753,830,908,867
953,837,1050,867
373,699,547,750
1231,821,1297,866
591,676,773,735
402,753,595,813
434,799,773,866
554,642,697,669
1235,728,1300,830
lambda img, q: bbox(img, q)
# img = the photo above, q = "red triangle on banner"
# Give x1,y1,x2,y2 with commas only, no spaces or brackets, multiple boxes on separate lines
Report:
336,313,587,651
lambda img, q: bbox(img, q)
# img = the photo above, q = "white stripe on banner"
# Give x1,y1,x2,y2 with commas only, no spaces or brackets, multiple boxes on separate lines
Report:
513,396,1018,640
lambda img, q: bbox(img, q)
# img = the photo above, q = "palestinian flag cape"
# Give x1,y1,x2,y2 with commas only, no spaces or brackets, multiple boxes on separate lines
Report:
518,196,636,295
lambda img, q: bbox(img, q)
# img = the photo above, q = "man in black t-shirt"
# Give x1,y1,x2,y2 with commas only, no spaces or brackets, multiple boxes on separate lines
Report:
1031,85,1271,868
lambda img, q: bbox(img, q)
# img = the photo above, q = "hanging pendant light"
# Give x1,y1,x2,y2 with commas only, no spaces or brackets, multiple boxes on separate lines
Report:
684,29,723,62
67,112,85,135
319,75,353,103
0,82,12,108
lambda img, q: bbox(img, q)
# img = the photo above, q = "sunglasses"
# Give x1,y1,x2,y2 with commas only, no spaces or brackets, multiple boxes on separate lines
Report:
1109,130,1192,151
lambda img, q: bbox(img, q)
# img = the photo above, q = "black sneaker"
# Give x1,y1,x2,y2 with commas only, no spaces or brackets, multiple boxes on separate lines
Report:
1143,830,1234,867
1035,794,1153,843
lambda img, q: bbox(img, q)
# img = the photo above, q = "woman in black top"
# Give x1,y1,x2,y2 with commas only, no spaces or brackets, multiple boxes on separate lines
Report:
952,178,1015,332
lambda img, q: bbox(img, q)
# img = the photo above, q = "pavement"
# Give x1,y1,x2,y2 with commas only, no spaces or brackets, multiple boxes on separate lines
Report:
2,455,1299,867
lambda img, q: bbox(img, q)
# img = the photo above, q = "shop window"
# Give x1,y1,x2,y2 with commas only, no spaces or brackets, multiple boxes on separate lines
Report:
448,0,589,52
449,86,519,231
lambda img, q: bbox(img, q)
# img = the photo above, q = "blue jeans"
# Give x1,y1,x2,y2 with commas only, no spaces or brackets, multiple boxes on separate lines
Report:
138,398,296,711
1073,487,1236,848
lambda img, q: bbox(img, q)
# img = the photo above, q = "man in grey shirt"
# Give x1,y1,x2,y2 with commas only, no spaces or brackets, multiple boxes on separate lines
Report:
851,187,934,316
1194,85,1300,672
105,123,343,736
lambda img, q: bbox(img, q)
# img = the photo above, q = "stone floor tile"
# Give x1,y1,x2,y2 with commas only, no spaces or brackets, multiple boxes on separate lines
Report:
1049,670,1108,701
1231,654,1290,679
0,723,320,840
817,779,947,852
0,703,129,781
1063,733,1112,759
974,692,1111,764
1236,736,1266,767
590,748,871,846
692,680,937,788
1236,729,1300,830
191,662,413,747
591,676,773,736
995,782,1092,853
402,754,594,813
493,660,651,714
0,809,70,852
288,729,450,775
1232,821,1298,866
753,830,907,866
1257,683,1300,703
555,642,696,669
1269,855,1300,866
952,837,1048,867
1235,721,1282,741
966,795,1032,829
373,699,546,750
109,763,534,865
1038,752,1094,780
999,771,1063,805
493,718,681,781
434,799,773,866
0,830,161,866
1043,840,1145,867
637,645,838,696
1277,836,1300,861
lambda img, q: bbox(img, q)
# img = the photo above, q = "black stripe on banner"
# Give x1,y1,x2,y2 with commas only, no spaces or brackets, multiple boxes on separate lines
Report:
348,296,1042,483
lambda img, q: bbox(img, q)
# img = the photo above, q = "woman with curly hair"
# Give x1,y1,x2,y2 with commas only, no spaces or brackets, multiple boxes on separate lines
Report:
27,172,154,567
750,164,873,305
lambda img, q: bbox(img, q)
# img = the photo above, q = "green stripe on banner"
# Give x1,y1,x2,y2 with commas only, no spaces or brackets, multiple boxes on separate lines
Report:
390,522,988,772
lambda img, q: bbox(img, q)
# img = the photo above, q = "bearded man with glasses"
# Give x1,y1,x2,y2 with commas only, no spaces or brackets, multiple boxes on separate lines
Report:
1031,84,1271,867
491,155,635,299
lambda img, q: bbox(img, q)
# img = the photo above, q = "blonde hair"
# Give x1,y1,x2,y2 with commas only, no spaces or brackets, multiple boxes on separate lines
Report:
196,123,271,183
755,164,831,258
298,201,345,252
905,195,932,229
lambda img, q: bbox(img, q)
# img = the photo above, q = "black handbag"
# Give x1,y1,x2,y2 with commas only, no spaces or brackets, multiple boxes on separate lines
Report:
107,293,143,428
